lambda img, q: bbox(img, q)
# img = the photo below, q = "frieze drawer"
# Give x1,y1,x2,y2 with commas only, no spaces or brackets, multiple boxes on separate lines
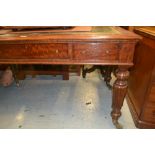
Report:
72,43,119,61
0,43,70,59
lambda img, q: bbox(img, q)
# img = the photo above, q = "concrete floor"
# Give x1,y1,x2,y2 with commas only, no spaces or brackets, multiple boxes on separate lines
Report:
0,70,136,129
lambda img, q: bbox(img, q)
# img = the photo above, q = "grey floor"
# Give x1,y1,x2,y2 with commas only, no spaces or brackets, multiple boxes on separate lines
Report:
0,70,136,129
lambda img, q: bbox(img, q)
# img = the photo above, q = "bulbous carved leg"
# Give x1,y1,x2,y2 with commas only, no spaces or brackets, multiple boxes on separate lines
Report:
111,67,129,129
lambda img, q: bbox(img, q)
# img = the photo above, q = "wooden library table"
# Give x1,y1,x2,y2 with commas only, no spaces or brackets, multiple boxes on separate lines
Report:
0,26,140,128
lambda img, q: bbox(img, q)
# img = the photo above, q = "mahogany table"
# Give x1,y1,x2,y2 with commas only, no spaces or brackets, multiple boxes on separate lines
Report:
0,26,140,128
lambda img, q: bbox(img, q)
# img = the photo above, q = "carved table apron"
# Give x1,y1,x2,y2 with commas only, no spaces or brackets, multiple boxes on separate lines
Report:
0,26,141,128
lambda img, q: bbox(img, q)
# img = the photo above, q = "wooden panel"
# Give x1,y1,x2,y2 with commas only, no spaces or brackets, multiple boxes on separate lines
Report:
128,42,153,116
0,43,69,59
127,27,155,128
119,43,135,63
72,43,119,61
151,65,155,83
142,106,155,123
149,84,155,102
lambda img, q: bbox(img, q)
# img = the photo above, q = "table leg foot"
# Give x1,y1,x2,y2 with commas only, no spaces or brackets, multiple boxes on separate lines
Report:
112,119,123,129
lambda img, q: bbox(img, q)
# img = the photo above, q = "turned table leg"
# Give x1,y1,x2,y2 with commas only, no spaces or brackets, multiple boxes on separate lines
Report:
111,66,129,129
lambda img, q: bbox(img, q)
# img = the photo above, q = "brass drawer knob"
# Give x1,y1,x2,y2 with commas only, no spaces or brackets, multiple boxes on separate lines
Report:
50,49,59,53
82,51,86,54
55,49,59,54
106,50,109,54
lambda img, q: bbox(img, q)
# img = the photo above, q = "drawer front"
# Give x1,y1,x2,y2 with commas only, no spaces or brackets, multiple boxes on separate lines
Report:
148,85,155,102
0,43,69,59
72,43,119,61
142,106,155,123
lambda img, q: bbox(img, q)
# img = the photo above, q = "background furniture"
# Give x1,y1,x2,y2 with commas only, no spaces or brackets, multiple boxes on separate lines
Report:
5,65,70,81
16,65,70,80
16,65,81,80
82,65,115,89
127,27,155,128
1,64,81,81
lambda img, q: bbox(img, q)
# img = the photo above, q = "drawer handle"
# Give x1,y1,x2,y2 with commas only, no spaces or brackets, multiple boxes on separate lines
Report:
55,50,59,54
106,50,109,54
50,49,59,54
82,51,86,54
